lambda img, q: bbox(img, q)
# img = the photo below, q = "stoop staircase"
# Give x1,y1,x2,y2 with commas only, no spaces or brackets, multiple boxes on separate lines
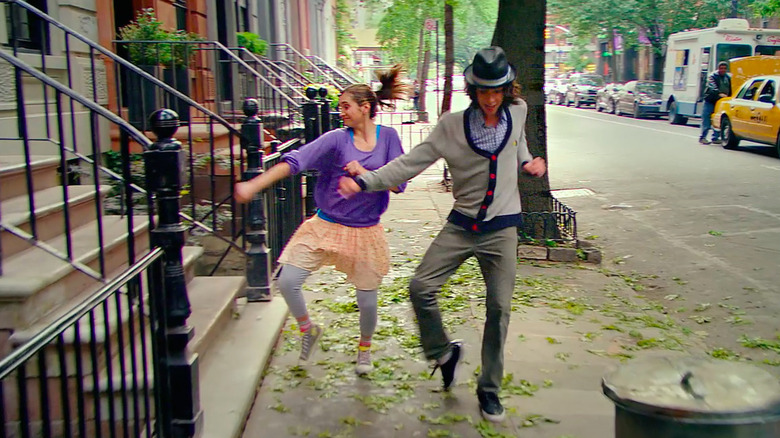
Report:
0,1,296,436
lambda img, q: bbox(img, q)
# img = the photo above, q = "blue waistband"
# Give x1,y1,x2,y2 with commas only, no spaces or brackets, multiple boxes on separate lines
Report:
316,209,337,223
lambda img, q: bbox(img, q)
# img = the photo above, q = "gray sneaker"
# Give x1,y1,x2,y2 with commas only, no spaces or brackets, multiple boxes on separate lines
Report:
355,347,374,375
299,324,322,362
711,138,722,145
698,138,711,145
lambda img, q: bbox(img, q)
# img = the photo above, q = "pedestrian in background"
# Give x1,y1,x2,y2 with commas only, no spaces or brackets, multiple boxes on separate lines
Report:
700,61,731,145
338,46,546,422
234,66,409,375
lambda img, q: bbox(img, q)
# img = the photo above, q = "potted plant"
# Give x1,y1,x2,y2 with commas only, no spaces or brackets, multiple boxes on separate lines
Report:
236,32,267,56
118,8,175,130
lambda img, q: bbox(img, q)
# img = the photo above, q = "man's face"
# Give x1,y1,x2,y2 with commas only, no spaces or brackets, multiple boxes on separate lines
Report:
718,64,728,75
476,87,504,118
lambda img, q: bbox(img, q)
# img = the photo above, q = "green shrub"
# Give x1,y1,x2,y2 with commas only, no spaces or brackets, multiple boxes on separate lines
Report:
236,32,267,56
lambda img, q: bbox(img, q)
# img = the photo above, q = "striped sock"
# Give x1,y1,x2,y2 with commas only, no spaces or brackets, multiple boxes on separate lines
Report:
359,339,371,351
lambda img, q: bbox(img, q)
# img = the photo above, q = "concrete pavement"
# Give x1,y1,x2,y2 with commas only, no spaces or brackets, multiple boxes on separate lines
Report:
235,159,738,438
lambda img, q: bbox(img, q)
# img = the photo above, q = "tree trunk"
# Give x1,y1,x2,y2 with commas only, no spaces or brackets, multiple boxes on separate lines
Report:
492,0,553,239
441,1,454,114
417,49,431,122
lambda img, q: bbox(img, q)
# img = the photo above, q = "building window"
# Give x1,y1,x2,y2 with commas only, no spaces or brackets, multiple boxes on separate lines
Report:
5,0,49,52
174,0,187,31
240,5,249,32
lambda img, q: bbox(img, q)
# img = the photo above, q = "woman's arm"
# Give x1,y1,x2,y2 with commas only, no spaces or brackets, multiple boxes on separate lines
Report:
234,162,291,203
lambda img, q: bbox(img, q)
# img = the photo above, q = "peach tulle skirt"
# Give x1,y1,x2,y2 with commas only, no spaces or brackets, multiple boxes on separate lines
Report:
277,216,389,290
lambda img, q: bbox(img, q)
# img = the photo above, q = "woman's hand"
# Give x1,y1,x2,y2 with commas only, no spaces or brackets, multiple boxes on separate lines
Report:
234,181,256,203
522,157,547,177
344,160,368,176
337,176,363,198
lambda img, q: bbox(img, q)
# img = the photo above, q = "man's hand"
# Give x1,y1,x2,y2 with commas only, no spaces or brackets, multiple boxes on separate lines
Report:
522,157,547,177
344,160,368,176
337,176,363,198
234,181,255,204
719,92,727,98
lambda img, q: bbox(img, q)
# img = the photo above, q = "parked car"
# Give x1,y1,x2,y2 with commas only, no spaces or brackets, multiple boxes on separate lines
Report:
712,75,780,154
565,74,605,107
614,80,665,118
596,83,623,113
546,78,568,105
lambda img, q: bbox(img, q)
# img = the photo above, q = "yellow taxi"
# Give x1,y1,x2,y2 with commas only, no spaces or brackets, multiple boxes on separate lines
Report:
712,74,780,155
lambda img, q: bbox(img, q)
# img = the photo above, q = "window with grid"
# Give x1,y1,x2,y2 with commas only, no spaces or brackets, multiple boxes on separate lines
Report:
5,0,49,52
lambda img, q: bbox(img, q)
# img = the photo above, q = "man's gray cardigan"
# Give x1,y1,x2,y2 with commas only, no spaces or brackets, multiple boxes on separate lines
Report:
357,102,534,233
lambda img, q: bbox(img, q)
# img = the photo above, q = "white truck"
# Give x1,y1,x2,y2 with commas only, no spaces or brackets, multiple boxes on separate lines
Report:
662,18,780,125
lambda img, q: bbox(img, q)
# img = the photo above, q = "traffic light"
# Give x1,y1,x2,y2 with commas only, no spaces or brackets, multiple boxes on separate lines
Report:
545,27,551,40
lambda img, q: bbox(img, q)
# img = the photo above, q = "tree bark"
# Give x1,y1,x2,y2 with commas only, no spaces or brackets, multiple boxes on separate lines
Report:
441,1,454,114
417,49,431,122
492,0,553,239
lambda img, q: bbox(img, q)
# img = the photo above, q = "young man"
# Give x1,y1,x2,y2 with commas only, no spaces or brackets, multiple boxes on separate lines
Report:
700,61,731,145
338,46,546,422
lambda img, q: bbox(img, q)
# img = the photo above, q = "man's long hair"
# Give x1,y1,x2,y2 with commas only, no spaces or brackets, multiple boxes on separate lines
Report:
466,82,522,109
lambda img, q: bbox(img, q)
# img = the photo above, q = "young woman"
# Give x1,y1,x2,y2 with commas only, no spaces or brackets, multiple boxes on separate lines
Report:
234,66,409,375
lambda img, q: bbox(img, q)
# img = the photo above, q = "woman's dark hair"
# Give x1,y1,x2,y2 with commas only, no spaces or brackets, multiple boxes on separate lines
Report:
342,64,410,118
466,81,522,109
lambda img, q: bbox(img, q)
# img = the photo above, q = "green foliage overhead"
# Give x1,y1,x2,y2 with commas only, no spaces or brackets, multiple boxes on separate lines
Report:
548,0,759,56
237,32,267,55
364,0,497,76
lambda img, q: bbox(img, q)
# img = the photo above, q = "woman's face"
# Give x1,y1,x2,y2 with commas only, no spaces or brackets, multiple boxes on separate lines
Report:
476,87,504,118
338,93,368,127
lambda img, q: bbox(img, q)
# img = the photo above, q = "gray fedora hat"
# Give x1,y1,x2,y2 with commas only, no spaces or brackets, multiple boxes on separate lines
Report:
463,46,516,88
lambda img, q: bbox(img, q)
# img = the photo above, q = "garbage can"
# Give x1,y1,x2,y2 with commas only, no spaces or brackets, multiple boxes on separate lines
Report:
602,356,780,438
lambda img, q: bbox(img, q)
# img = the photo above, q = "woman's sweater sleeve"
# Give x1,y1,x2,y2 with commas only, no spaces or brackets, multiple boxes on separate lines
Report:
358,120,446,192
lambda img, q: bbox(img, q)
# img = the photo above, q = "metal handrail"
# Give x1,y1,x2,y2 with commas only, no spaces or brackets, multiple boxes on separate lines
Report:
115,40,303,109
0,49,248,257
1,0,246,140
0,248,164,379
269,43,344,91
231,47,307,101
308,54,360,85
0,49,151,148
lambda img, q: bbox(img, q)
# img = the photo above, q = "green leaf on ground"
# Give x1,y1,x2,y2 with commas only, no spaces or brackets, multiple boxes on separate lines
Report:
710,348,740,361
708,230,723,236
739,334,780,353
521,414,560,427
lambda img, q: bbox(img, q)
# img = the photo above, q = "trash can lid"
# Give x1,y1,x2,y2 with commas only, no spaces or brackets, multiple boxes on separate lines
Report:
602,356,780,419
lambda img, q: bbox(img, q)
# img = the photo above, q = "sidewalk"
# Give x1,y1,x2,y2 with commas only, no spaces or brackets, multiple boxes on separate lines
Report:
239,160,718,438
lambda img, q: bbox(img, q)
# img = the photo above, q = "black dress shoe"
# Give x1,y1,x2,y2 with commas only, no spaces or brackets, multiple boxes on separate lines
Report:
430,340,463,390
477,389,506,422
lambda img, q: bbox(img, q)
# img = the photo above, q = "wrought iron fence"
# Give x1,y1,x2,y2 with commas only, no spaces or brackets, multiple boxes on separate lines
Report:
519,194,578,242
0,248,165,438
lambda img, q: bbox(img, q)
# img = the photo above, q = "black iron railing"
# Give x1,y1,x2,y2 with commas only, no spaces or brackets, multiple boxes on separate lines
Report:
308,54,360,88
519,194,578,242
1,0,252,271
232,47,308,106
0,247,166,438
0,47,151,280
269,43,345,92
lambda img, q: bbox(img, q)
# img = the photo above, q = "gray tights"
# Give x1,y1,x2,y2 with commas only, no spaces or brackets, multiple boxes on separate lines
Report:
275,264,377,338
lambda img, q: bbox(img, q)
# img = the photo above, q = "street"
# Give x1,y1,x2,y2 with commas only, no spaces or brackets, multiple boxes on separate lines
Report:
548,103,780,359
